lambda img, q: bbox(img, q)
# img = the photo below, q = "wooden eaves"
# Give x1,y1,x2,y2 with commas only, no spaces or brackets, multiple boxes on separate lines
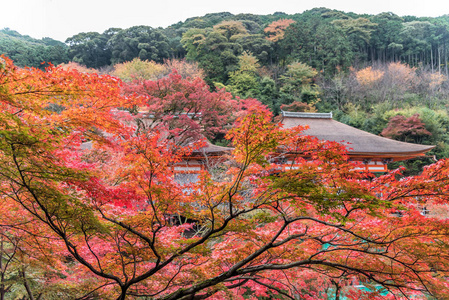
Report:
280,111,435,164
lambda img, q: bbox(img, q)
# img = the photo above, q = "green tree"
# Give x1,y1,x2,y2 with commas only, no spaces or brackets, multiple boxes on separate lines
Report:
109,26,170,64
331,17,377,62
430,16,449,75
234,33,273,65
0,28,68,68
180,28,209,61
279,61,320,106
227,51,261,98
281,17,353,74
66,30,113,68
369,12,404,62
162,27,188,58
399,21,434,66
181,22,245,84
258,76,278,112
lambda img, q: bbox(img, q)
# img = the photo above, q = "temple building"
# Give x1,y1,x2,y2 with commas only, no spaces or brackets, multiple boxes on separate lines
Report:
173,141,232,184
280,111,435,172
178,111,435,175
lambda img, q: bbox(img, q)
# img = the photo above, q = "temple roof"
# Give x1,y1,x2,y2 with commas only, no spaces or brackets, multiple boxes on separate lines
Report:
192,140,232,155
281,111,435,161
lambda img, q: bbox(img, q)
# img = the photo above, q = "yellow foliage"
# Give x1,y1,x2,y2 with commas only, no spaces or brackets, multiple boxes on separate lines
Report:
213,21,248,39
429,73,447,89
112,58,168,82
237,51,260,73
113,58,207,82
355,66,384,86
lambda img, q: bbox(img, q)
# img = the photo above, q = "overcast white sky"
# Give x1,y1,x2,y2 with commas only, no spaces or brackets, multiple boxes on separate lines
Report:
1,0,448,42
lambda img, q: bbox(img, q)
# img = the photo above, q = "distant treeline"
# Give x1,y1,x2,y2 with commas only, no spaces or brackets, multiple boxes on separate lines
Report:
0,28,68,67
2,8,449,76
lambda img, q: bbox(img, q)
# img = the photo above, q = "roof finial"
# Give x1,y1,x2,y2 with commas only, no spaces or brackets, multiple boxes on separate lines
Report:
281,111,333,119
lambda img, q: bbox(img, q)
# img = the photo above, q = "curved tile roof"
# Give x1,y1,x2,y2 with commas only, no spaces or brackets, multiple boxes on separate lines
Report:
281,112,434,159
194,141,233,154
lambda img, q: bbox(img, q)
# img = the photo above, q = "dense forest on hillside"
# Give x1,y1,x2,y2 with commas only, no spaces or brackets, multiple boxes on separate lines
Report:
5,8,449,75
0,28,68,66
3,7,449,173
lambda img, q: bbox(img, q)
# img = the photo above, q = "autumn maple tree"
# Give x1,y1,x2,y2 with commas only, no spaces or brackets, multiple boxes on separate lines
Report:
2,55,449,300
122,71,240,143
264,19,296,42
381,113,432,143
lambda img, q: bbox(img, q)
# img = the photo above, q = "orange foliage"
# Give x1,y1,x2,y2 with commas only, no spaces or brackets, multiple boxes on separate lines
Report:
355,66,384,86
387,61,416,87
58,61,98,73
264,19,295,42
164,58,205,79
